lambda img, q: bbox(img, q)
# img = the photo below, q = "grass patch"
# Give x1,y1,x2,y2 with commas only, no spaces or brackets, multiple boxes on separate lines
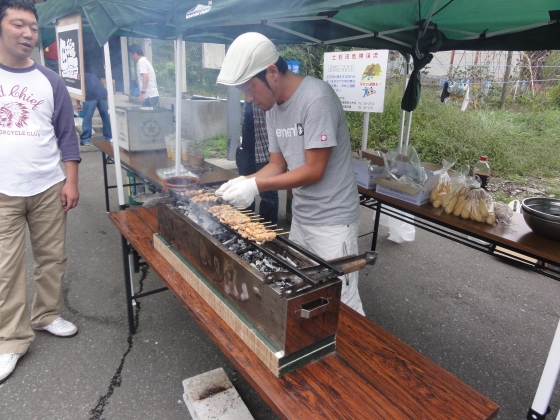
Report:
547,188,560,198
348,82,560,178
198,133,227,158
496,191,506,202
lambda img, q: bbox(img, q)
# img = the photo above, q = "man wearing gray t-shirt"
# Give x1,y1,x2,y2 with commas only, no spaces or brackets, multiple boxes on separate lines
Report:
216,33,363,315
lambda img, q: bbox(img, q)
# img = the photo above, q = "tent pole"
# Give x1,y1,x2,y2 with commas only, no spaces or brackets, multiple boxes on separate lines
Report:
397,55,410,154
422,0,440,37
174,34,183,176
38,32,45,66
361,112,370,151
104,42,126,209
404,111,413,150
226,87,241,161
528,318,560,419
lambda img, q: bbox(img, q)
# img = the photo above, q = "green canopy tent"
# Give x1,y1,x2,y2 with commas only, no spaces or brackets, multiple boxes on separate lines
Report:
38,0,560,111
37,0,560,159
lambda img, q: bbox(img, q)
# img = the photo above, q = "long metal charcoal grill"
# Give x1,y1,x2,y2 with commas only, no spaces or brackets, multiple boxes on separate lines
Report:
156,186,378,370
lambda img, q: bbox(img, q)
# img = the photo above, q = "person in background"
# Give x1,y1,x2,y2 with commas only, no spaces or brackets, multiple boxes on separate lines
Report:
76,72,112,146
0,0,81,384
128,44,159,106
236,102,279,224
216,33,364,315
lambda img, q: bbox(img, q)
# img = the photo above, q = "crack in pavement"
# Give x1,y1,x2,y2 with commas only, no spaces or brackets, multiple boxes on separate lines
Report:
89,266,148,420
62,276,125,326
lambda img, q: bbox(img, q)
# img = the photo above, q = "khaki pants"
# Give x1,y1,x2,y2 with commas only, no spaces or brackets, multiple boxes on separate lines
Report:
0,182,67,354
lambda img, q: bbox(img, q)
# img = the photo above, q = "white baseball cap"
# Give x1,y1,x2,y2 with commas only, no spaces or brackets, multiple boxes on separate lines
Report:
217,32,280,86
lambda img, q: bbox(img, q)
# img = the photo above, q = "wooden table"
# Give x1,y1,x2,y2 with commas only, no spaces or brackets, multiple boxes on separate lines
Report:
358,187,560,281
109,207,498,419
94,141,237,211
358,188,560,418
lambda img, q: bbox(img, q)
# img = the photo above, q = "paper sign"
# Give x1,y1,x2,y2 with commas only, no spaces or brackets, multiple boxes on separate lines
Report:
323,50,389,112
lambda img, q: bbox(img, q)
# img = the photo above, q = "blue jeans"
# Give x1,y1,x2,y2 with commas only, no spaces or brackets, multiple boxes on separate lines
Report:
81,98,112,143
236,147,279,225
143,96,159,107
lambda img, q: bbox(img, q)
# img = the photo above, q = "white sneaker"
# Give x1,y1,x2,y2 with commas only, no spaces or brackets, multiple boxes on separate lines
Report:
0,352,25,384
40,317,78,337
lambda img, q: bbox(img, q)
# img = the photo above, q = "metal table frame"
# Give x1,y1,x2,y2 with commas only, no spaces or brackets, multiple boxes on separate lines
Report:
358,193,560,282
101,152,150,213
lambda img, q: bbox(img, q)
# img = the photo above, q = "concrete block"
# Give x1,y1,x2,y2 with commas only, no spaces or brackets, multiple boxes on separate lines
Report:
182,368,253,420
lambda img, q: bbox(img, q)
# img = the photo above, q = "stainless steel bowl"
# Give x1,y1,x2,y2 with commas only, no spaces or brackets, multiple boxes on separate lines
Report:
522,197,560,223
522,208,560,241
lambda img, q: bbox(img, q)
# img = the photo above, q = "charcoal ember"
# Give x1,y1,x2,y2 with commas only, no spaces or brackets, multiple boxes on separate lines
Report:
223,236,237,247
263,259,279,271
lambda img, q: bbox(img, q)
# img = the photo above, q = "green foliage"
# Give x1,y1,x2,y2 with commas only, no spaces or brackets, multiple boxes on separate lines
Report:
548,81,560,108
547,188,560,198
199,133,227,158
277,44,354,79
350,82,560,178
543,51,560,81
496,191,506,202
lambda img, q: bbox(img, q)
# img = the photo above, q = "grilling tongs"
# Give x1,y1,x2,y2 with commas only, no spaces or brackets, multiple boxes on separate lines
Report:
264,251,378,290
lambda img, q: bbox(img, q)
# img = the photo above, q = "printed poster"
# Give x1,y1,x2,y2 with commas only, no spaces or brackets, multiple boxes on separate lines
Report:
56,13,85,100
323,50,389,112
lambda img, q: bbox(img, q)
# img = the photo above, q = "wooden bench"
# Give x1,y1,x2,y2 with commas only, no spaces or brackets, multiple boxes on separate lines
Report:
110,207,499,419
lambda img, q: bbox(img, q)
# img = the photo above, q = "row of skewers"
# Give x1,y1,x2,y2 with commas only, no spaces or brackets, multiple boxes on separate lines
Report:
172,187,288,242
180,189,220,203
206,204,286,242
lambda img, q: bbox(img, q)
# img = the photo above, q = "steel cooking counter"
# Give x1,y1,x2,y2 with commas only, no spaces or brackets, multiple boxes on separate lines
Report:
93,141,237,212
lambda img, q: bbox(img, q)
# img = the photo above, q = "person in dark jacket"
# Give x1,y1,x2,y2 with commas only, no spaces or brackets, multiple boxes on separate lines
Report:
76,73,112,145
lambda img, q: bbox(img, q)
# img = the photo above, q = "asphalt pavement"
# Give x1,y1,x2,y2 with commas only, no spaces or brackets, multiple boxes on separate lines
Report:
1,139,560,419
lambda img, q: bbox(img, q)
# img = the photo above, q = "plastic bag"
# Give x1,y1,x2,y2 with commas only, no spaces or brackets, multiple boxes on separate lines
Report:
429,158,456,208
493,202,514,225
379,209,416,243
381,145,427,188
462,188,496,225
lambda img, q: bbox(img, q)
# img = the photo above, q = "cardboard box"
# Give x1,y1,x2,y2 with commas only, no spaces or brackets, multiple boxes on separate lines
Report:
116,106,173,152
360,149,388,167
374,162,444,206
359,149,448,205
353,158,383,189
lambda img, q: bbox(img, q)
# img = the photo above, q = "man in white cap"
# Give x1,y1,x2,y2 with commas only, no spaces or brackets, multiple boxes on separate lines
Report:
216,32,364,315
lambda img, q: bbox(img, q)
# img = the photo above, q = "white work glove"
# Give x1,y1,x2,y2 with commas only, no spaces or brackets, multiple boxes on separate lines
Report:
221,178,259,208
215,176,245,196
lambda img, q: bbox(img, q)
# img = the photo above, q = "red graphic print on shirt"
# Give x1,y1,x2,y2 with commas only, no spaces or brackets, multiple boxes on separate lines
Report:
0,102,29,128
320,133,328,142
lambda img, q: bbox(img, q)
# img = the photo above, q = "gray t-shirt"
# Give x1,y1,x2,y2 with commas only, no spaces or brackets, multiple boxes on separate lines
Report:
267,76,359,226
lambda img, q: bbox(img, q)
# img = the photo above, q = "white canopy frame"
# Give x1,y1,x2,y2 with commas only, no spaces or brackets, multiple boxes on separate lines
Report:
102,36,185,209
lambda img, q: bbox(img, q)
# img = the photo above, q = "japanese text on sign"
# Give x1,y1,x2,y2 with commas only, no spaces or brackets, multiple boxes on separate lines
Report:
323,50,389,113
